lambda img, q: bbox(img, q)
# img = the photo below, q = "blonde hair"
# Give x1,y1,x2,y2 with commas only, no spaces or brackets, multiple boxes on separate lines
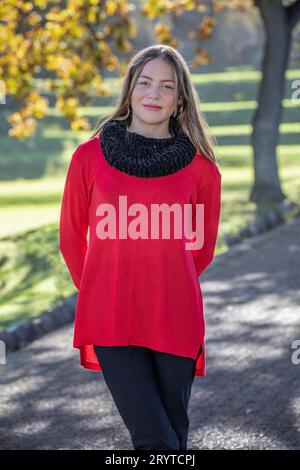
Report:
90,44,218,165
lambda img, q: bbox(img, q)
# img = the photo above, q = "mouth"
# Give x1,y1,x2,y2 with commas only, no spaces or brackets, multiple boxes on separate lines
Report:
143,104,162,110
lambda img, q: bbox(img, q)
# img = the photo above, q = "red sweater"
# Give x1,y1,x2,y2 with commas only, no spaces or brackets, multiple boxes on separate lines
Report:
59,135,222,376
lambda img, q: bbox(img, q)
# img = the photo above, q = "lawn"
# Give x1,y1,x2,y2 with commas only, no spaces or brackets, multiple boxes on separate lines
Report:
0,65,299,329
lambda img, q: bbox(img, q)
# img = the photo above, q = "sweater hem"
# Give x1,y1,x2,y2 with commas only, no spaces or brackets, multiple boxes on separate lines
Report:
73,337,206,377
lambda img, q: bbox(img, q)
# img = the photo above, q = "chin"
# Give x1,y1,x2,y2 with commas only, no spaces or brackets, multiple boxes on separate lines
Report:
140,115,161,123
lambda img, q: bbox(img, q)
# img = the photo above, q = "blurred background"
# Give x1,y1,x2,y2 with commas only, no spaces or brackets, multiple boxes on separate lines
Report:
0,0,299,335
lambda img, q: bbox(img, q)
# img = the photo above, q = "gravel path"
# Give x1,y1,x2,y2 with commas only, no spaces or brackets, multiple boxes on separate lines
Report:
1,217,300,450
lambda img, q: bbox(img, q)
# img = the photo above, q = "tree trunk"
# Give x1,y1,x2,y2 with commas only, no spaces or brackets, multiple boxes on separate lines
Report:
250,0,293,205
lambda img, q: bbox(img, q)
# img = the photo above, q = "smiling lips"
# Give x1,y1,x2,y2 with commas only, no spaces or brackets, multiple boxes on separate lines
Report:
143,104,162,110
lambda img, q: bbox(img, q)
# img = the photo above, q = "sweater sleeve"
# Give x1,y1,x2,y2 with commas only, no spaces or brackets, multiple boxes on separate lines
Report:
59,146,89,290
191,164,222,279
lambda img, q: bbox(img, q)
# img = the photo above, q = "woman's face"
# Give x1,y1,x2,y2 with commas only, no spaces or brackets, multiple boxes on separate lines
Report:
130,58,177,125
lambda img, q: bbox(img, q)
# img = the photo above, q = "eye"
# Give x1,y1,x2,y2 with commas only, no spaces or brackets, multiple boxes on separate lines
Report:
138,81,173,90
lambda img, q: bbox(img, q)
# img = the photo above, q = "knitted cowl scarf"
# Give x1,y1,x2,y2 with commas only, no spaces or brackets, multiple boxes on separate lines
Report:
100,116,197,178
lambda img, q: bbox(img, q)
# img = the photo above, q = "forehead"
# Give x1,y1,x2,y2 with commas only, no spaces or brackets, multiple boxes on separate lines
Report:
139,59,175,81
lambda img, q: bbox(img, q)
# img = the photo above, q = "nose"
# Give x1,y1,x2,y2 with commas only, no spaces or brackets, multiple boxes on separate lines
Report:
147,85,160,99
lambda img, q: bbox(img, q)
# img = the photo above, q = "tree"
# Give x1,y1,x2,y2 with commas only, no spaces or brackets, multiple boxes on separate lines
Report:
141,0,300,206
0,0,137,137
1,0,299,207
251,0,300,204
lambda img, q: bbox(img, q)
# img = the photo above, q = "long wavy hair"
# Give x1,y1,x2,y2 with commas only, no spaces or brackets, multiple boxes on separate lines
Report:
90,44,218,165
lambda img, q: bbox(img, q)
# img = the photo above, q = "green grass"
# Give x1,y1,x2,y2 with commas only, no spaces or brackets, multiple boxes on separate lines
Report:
0,225,74,329
0,65,299,329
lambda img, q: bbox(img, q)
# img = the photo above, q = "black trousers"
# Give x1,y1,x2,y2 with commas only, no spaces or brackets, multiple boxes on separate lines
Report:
94,344,196,450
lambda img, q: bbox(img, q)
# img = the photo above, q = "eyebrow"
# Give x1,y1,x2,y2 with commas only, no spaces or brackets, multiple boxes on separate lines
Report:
139,75,175,83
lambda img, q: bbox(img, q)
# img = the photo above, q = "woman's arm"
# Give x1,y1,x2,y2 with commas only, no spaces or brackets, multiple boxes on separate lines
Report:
191,163,222,279
58,146,89,290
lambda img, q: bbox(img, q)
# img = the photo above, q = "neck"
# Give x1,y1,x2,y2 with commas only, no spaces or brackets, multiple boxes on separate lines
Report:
127,122,172,139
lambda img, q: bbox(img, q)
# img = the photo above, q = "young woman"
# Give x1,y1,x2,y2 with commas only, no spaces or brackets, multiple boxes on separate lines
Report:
59,44,222,450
